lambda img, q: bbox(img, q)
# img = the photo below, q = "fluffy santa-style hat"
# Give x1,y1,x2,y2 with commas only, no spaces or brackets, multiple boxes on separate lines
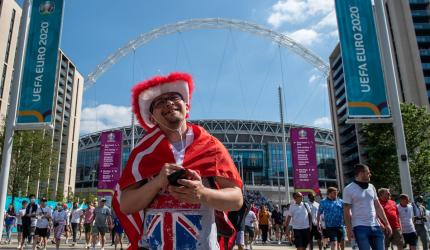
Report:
131,72,194,131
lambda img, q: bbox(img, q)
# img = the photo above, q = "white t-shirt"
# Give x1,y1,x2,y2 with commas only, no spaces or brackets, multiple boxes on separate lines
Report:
308,201,319,226
288,202,310,229
343,182,379,227
397,204,415,233
70,208,83,223
245,211,257,227
35,206,52,229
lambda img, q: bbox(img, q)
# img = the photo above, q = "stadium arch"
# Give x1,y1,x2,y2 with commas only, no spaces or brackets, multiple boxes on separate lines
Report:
85,18,329,87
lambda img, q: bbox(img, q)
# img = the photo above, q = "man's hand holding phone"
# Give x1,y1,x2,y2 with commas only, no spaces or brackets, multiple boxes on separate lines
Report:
168,169,206,204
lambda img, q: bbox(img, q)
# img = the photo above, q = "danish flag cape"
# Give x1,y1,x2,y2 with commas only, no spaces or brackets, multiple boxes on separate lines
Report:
112,123,243,250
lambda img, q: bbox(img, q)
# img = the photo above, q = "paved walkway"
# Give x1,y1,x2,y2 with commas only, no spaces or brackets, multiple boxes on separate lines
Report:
0,234,356,249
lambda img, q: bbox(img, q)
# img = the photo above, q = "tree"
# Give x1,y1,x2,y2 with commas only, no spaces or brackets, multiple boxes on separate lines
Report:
8,130,58,199
361,103,430,195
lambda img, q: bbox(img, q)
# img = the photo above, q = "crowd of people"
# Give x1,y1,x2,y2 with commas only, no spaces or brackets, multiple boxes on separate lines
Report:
2,195,125,250
235,164,430,250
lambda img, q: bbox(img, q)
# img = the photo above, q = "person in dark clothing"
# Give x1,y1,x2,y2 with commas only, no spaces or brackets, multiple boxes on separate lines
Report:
22,194,38,247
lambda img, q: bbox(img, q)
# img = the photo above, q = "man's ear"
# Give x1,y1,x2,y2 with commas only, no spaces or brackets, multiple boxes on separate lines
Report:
185,103,190,112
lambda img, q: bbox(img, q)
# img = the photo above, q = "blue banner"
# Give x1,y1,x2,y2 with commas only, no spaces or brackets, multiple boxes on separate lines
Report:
17,0,64,125
335,0,390,119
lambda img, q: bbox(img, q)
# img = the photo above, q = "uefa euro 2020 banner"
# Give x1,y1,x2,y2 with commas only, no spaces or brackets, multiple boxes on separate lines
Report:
17,0,64,127
334,0,391,121
98,131,123,197
290,127,319,195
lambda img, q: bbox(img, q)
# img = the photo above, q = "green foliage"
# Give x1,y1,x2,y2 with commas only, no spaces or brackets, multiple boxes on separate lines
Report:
8,130,58,198
361,103,430,195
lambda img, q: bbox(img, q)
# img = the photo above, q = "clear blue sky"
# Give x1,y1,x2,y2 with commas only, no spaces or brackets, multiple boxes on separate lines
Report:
26,0,339,134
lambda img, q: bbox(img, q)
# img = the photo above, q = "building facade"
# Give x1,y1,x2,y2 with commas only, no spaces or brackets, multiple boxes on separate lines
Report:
328,0,430,187
39,50,84,200
75,120,337,202
0,0,21,129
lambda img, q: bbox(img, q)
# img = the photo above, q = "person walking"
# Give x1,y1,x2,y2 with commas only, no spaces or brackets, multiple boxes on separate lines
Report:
317,187,345,250
271,204,284,245
397,194,418,250
3,203,16,244
70,201,83,246
83,201,95,249
112,212,124,250
92,198,112,250
258,205,271,244
343,164,391,250
17,200,28,249
25,195,38,245
52,203,68,249
285,192,312,250
244,208,257,250
308,193,322,250
412,195,429,250
377,188,404,250
33,197,52,250
63,204,71,244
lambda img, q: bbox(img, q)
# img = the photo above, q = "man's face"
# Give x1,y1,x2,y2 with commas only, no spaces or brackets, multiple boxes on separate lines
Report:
294,193,303,203
151,92,187,126
328,190,338,200
358,166,371,182
308,194,315,202
380,190,390,201
400,197,409,206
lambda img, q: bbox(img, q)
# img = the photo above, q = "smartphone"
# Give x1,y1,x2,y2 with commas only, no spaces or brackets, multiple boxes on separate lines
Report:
167,169,187,186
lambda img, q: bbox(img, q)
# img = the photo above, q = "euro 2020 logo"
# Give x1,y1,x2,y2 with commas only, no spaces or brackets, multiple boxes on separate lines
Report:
39,1,55,15
298,129,307,139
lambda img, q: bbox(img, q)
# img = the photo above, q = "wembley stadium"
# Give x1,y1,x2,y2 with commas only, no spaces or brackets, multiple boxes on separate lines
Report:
75,119,336,203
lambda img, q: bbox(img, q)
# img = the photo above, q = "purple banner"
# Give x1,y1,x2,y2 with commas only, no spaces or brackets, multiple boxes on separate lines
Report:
98,131,122,196
290,128,319,194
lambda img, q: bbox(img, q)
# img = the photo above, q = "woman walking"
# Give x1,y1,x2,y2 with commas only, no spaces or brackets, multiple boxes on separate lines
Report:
258,205,271,244
4,203,16,244
52,203,68,249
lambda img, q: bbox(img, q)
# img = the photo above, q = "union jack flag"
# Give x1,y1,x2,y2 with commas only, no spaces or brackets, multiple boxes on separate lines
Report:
145,211,202,250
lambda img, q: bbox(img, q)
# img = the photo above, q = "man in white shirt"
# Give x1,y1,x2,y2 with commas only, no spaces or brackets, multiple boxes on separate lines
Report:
244,209,257,250
70,201,83,246
343,164,391,250
285,192,312,250
33,198,52,250
397,194,417,250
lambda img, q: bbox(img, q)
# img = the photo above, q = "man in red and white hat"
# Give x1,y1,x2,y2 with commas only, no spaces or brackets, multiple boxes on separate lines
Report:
112,72,243,250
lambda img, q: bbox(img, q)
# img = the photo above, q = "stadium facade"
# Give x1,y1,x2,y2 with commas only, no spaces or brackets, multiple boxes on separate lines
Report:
75,120,336,202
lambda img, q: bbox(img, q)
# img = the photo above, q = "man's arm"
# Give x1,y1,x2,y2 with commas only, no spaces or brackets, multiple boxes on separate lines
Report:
374,199,392,235
343,203,353,241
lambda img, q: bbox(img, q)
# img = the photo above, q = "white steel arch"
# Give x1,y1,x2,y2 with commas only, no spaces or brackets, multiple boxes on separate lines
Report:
85,18,329,87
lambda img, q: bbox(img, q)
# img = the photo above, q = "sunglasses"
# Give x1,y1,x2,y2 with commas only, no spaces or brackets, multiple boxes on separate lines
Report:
150,93,183,112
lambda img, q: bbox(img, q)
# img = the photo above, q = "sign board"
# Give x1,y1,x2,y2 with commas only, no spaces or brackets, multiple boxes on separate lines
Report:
291,128,319,194
97,131,122,196
17,0,64,127
335,0,390,121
